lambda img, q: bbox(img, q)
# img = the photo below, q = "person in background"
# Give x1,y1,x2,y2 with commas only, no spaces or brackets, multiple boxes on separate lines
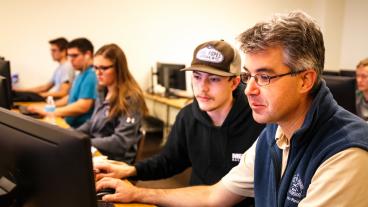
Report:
28,38,97,128
95,11,368,207
355,57,368,120
94,40,265,206
13,37,74,101
77,43,148,163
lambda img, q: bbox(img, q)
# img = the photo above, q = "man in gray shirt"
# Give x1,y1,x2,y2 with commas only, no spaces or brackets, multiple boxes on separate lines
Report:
13,37,74,101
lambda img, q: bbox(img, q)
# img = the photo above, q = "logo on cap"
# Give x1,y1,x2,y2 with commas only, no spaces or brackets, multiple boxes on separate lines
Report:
196,46,224,63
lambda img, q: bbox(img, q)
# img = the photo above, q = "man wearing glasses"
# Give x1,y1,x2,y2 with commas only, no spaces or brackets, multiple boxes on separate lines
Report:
13,37,74,101
95,11,368,206
29,38,97,128
356,58,368,121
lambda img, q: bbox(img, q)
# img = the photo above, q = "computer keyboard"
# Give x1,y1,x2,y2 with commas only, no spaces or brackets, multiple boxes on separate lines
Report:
97,200,115,207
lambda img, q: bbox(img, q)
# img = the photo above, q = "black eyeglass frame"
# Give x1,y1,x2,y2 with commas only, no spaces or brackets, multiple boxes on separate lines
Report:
240,69,307,86
93,65,114,71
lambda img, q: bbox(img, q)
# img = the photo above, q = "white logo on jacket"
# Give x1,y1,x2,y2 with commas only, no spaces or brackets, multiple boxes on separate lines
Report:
232,153,242,162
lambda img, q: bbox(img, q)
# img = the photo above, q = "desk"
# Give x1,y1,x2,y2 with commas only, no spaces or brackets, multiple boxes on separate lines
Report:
13,102,69,128
144,93,192,142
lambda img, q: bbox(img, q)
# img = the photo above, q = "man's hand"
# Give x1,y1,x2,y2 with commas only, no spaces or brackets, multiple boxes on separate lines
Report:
93,160,137,181
96,177,138,203
27,105,47,116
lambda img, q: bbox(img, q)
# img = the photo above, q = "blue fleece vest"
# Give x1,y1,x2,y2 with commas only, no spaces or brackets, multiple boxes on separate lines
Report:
254,81,368,207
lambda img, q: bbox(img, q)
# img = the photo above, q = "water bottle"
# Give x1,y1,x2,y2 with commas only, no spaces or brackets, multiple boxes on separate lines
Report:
45,96,56,124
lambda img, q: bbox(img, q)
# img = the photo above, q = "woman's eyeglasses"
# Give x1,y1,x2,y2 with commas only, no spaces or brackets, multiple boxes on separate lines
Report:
93,65,114,71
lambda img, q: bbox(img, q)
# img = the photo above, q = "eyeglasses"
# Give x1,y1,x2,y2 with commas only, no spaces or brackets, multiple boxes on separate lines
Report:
67,53,81,58
240,69,306,86
51,49,60,53
93,65,114,71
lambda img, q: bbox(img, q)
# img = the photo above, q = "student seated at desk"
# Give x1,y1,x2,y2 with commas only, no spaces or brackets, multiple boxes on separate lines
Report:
28,38,97,128
77,44,147,163
13,37,74,101
94,40,264,207
95,11,368,207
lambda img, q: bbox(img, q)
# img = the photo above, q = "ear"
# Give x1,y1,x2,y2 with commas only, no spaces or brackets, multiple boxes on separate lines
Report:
299,69,317,94
231,76,241,91
84,51,93,60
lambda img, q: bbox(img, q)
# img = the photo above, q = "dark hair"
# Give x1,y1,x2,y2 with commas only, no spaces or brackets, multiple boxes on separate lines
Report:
67,38,94,54
238,11,325,87
95,43,148,118
49,37,68,51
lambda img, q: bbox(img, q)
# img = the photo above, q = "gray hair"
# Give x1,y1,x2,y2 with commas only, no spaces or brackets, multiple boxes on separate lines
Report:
238,11,325,85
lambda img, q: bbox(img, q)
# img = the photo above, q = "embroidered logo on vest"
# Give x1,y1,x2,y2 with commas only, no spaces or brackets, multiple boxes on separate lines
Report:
287,174,304,204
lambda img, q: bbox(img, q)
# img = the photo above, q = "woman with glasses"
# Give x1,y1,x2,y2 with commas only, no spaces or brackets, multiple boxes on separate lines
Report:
77,43,148,163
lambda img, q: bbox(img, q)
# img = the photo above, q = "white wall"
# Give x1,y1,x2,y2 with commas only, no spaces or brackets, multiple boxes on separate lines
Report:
340,0,368,70
0,0,356,90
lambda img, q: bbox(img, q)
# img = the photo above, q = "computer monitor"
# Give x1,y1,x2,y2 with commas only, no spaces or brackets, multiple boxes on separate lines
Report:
322,70,340,76
156,62,186,97
0,108,98,207
340,69,356,77
0,59,13,108
322,75,357,114
0,76,11,109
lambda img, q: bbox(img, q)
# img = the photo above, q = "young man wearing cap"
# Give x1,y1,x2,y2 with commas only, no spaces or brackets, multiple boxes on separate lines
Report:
94,40,264,206
96,11,368,206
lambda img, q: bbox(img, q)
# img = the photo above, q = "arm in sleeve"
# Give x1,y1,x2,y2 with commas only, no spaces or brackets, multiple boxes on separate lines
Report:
90,112,142,160
134,111,192,181
76,119,92,135
221,138,257,198
299,148,368,207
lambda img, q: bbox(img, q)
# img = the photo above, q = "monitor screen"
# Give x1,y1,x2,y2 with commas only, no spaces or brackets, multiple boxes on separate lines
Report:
0,76,11,109
156,62,186,97
322,70,340,76
0,59,13,108
323,75,357,114
339,69,356,77
0,108,98,207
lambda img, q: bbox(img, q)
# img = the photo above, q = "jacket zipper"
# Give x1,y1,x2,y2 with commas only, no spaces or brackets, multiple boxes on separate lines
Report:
270,147,281,207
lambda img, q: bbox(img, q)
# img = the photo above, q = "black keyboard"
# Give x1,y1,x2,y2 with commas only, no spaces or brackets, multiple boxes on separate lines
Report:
97,200,115,207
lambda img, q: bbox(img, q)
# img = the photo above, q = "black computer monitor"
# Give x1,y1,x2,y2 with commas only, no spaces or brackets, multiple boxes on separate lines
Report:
322,70,340,76
0,59,13,108
0,76,11,109
156,62,186,97
340,69,356,77
322,75,357,114
0,108,98,207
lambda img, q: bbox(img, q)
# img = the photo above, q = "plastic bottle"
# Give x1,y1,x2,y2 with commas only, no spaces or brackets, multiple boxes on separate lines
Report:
44,96,56,124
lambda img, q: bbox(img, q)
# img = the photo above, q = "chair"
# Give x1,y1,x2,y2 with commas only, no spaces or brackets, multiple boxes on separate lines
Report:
133,128,146,164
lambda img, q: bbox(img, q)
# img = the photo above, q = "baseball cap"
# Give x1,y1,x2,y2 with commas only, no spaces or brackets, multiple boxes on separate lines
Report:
181,40,241,76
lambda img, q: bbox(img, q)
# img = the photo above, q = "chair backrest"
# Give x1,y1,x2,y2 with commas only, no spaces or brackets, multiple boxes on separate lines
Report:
133,128,146,164
323,75,357,114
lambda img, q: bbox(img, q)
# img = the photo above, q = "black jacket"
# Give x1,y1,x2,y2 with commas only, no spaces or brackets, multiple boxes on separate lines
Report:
134,84,264,186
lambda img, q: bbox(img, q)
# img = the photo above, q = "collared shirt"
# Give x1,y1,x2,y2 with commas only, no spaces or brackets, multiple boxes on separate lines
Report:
221,126,368,206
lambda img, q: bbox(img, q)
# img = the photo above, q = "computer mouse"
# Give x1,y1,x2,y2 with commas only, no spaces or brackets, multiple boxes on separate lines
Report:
96,188,116,200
